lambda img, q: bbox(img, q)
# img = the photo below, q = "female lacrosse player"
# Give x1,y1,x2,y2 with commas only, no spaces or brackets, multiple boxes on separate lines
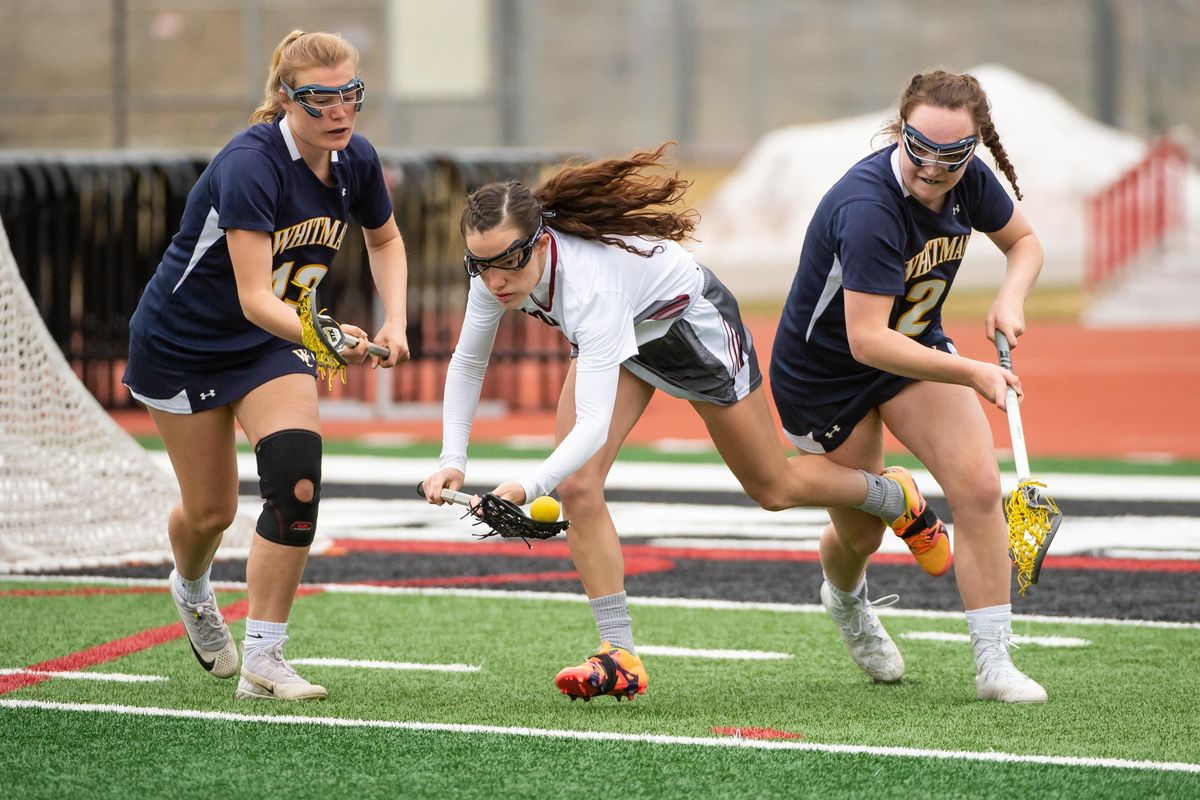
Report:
123,30,409,701
770,69,1047,702
422,145,947,701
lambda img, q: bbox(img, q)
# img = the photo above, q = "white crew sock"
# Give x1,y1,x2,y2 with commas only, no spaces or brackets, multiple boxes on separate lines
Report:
175,567,213,605
244,618,288,652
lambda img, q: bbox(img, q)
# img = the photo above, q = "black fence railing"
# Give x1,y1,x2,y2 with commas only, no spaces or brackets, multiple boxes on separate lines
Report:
0,149,580,412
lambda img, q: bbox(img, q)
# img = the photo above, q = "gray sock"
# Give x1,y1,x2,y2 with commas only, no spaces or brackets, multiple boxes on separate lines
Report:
589,591,635,654
855,471,906,522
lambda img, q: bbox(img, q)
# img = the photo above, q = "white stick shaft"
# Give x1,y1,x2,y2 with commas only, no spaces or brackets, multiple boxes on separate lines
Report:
1004,388,1032,480
995,332,1031,480
438,489,475,506
339,332,390,359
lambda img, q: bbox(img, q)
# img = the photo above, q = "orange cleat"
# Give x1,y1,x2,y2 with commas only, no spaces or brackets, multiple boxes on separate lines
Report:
554,641,648,701
884,466,953,577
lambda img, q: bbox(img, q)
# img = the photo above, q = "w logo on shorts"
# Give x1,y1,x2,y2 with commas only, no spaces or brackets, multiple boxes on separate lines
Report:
293,348,314,367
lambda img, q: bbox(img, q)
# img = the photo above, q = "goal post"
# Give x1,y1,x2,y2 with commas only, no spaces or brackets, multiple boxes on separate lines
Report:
0,217,255,573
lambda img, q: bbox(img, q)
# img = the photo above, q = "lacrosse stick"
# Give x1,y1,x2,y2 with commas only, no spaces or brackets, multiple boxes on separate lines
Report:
297,284,389,388
417,482,569,546
995,332,1063,594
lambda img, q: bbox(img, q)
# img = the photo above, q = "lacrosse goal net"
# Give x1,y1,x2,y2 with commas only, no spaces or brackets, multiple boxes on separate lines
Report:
0,218,255,573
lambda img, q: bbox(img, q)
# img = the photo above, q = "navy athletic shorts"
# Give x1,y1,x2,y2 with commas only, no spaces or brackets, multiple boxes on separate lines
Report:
123,337,318,414
772,339,957,453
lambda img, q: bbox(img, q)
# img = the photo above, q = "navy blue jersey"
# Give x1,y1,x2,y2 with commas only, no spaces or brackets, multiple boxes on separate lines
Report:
771,145,1012,406
127,116,392,366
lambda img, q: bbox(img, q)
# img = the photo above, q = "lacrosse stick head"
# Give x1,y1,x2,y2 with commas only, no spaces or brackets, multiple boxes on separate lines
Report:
1004,478,1063,595
297,285,348,389
468,493,569,545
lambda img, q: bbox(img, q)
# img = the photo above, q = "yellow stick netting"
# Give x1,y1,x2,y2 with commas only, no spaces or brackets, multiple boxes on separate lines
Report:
297,290,347,391
1004,478,1060,595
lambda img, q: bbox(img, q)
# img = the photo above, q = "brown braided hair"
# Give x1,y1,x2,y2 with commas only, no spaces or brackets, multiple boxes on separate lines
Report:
249,31,359,125
881,69,1023,200
460,143,698,257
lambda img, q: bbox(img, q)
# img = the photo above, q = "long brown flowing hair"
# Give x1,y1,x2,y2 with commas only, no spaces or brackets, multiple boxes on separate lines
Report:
460,143,698,257
248,31,360,125
881,69,1024,200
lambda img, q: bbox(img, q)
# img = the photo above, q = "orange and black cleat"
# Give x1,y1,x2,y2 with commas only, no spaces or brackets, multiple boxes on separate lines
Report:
555,641,648,701
884,466,952,577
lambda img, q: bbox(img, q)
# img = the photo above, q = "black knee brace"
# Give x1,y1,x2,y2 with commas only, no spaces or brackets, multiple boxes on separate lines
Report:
255,428,322,547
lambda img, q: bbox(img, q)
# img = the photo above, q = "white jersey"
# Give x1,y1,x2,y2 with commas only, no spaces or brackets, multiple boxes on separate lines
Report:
439,230,703,500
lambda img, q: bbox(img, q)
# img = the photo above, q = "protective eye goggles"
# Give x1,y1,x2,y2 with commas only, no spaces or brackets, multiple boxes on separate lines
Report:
901,123,978,172
463,225,545,278
281,77,366,118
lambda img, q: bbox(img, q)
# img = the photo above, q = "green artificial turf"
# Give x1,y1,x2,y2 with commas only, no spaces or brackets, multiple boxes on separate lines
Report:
2,583,1197,799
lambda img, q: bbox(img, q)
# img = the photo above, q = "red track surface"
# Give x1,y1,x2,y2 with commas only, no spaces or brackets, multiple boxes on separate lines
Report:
110,321,1200,459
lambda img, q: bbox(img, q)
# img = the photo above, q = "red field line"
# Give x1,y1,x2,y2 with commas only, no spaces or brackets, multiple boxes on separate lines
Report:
331,538,1200,573
334,538,943,568
1036,555,1200,573
0,587,166,597
0,587,323,697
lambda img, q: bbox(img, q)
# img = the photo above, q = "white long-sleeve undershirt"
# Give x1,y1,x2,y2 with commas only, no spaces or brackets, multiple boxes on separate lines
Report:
438,278,633,500
440,231,700,501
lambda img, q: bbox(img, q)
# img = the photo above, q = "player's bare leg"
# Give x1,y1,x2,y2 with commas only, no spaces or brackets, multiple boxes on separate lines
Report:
691,387,870,510
149,406,240,579
233,373,321,623
813,410,886,593
881,381,1009,609
882,380,1045,701
694,387,946,572
749,409,906,683
150,405,241,678
554,363,654,600
553,364,654,700
231,374,327,701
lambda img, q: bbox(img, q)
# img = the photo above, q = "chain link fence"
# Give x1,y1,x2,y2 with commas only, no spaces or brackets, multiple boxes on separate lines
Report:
2,0,1198,159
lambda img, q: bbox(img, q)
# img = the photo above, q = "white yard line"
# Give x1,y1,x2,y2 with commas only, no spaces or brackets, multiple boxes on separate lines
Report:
9,575,1196,630
899,632,1092,648
288,658,479,673
2,699,1197,774
0,668,166,683
636,646,793,660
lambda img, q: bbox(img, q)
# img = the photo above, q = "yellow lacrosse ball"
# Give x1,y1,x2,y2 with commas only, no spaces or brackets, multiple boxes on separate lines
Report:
529,495,561,523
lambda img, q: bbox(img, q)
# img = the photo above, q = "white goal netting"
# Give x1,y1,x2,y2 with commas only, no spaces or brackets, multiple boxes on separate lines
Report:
0,218,254,573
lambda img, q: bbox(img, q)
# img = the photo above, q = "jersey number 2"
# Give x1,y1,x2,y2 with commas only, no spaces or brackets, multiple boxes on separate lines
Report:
895,278,948,336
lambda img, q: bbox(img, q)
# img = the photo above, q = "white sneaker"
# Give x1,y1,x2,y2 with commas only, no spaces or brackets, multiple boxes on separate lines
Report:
973,625,1048,703
169,569,238,679
237,636,328,701
820,580,905,683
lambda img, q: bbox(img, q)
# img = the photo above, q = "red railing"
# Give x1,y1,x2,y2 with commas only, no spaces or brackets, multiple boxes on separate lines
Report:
1084,136,1189,289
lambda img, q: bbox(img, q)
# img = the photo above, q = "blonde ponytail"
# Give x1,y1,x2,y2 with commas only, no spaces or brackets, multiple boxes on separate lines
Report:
249,30,359,125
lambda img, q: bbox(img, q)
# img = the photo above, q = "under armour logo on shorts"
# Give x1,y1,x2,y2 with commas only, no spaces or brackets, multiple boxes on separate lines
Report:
199,389,216,400
293,348,314,367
